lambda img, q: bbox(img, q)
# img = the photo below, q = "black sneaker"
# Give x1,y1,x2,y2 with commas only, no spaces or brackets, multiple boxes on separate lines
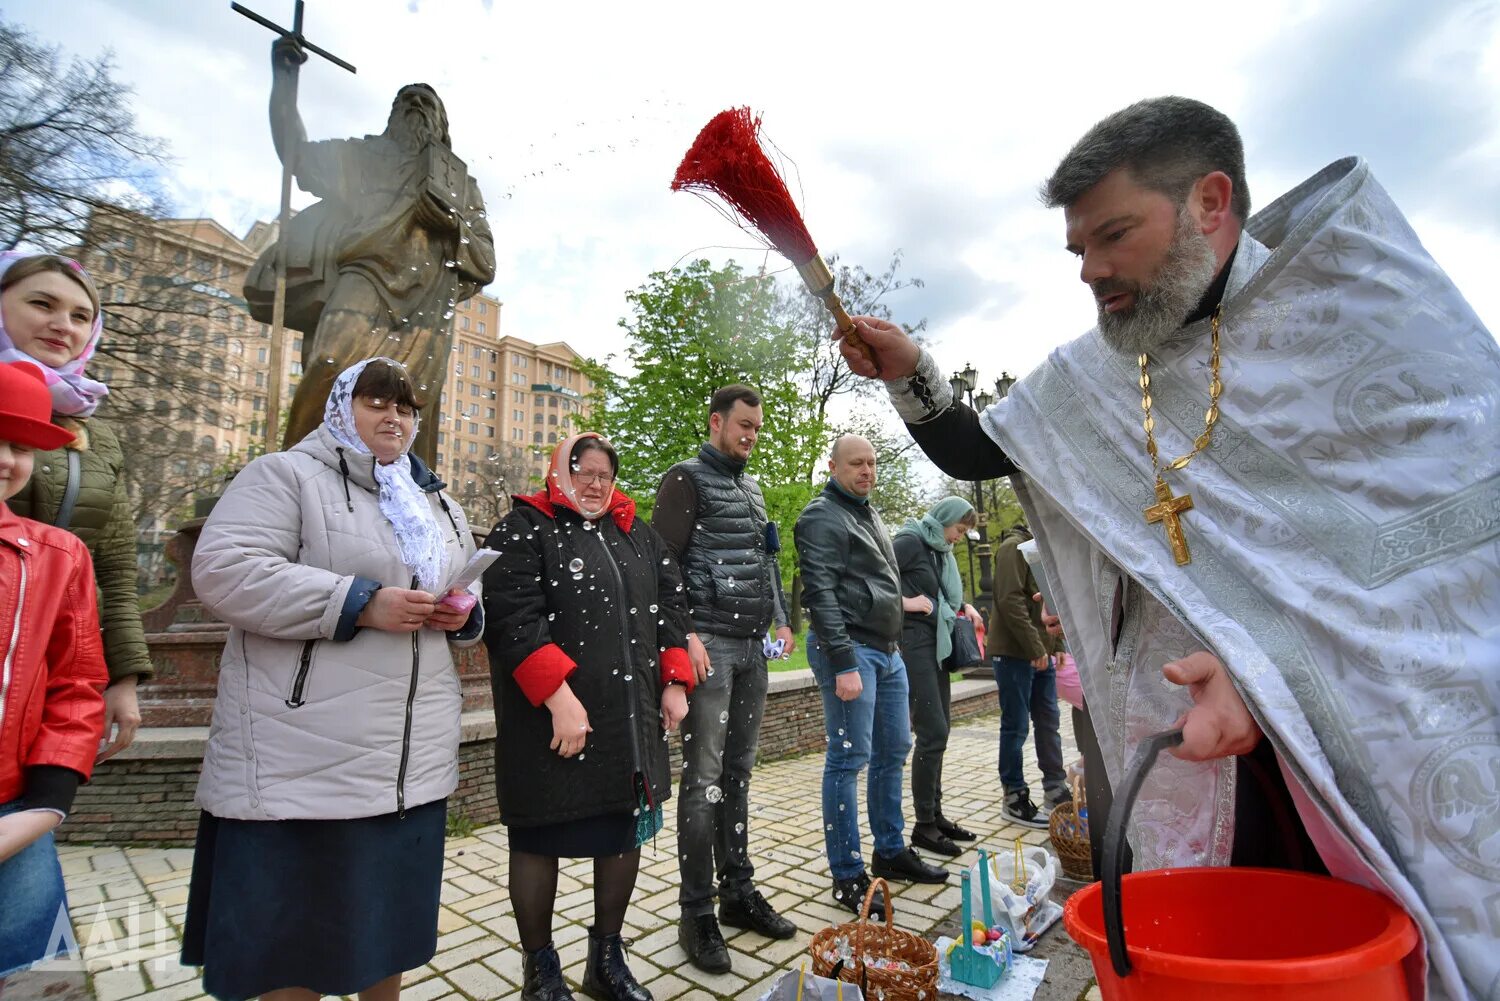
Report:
831,873,885,920
1003,789,1050,829
872,846,949,884
719,887,795,940
1044,786,1074,810
934,813,977,841
677,913,731,974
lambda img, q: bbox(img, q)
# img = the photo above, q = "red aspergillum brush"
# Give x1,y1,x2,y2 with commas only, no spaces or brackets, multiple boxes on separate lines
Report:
671,107,879,374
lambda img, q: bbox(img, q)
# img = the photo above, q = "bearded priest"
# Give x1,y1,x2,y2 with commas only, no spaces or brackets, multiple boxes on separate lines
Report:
841,97,1498,1001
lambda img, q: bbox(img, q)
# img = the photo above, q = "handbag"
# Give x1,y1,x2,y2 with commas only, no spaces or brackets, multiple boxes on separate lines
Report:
950,615,984,668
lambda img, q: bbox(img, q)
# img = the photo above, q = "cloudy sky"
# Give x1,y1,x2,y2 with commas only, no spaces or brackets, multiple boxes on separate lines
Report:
17,0,1500,397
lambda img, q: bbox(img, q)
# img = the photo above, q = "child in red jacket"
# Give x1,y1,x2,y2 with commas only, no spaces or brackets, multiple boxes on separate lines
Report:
0,361,108,983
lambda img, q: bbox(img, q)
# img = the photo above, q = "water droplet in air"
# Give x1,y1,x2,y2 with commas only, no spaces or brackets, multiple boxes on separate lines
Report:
705,786,723,804
568,558,584,573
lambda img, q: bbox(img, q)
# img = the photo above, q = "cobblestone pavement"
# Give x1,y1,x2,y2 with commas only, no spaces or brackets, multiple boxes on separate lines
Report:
18,713,1097,1001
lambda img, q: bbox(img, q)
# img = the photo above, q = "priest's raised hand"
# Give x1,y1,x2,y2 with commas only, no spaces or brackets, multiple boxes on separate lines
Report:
835,316,921,380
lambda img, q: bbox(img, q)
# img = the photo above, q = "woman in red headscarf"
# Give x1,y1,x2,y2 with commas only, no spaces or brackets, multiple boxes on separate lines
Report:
483,432,693,1001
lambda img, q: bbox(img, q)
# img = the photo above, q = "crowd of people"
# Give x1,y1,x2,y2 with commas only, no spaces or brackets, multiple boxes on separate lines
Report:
1,91,1495,1001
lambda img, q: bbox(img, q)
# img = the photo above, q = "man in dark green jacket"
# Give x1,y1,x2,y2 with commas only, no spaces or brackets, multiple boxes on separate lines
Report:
988,523,1067,828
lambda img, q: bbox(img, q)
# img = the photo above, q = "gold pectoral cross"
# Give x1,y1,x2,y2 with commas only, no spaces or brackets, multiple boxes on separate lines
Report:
1144,479,1195,566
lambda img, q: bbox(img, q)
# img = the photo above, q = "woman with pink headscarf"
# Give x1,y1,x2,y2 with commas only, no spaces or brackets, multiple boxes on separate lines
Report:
0,252,150,760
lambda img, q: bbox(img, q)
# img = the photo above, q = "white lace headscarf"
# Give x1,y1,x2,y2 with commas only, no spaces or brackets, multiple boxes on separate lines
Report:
324,357,448,592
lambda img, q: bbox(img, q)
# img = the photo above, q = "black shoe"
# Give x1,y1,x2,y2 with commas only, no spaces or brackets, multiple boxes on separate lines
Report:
522,942,576,1001
1044,786,1074,810
872,846,949,884
581,928,653,1001
910,824,961,858
719,887,796,940
676,913,731,975
1003,789,1051,830
934,813,977,841
831,873,885,920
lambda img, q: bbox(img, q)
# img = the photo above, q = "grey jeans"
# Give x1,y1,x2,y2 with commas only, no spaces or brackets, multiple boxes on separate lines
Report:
676,632,769,916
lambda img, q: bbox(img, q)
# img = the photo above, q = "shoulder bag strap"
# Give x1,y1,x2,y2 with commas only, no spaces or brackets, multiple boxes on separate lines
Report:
54,448,82,530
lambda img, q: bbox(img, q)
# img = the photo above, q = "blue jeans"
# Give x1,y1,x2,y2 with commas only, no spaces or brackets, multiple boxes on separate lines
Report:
0,799,71,977
807,633,912,880
992,656,1067,796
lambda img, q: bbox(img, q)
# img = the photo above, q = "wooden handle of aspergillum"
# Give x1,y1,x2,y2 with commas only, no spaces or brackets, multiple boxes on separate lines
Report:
796,254,881,376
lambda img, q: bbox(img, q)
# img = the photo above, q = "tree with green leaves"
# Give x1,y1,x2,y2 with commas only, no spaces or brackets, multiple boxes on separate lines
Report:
578,258,827,505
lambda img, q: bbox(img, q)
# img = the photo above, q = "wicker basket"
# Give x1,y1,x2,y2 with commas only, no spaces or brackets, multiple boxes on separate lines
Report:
1049,774,1094,881
809,877,938,1001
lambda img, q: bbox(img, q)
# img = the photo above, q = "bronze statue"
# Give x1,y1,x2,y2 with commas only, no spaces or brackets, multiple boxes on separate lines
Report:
246,35,496,466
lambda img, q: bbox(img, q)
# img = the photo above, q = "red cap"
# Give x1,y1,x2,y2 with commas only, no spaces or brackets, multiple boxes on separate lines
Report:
0,362,75,450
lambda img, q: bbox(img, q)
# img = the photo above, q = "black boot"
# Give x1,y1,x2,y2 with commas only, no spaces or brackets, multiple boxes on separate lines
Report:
678,912,731,973
522,943,575,1001
581,928,653,1001
719,886,796,940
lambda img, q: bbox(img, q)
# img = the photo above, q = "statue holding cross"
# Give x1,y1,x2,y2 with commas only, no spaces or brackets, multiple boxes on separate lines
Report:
238,1,496,467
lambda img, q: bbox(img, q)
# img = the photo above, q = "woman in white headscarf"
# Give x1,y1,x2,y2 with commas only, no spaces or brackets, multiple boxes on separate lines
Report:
180,357,482,1001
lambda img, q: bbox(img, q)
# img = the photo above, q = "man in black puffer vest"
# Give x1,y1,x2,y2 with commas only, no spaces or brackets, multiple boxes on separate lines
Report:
651,385,797,974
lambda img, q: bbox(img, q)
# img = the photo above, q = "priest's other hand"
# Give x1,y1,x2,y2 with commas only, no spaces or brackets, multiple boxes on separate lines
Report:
1163,652,1261,760
1034,592,1064,637
838,316,920,380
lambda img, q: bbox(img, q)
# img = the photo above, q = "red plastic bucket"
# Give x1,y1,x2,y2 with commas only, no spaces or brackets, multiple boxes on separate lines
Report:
1064,730,1418,1001
1065,867,1418,1000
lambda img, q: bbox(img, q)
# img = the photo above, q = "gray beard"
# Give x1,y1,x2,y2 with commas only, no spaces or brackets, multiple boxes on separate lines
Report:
1095,209,1220,356
390,109,437,152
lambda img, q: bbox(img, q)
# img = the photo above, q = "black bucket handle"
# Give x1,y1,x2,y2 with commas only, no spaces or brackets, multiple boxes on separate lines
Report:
1102,727,1184,978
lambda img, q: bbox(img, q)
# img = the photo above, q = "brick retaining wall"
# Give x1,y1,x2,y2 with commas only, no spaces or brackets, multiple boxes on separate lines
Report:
59,671,999,845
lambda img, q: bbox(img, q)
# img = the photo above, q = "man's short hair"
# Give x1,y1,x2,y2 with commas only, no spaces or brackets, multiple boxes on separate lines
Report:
709,384,761,429
1041,97,1251,220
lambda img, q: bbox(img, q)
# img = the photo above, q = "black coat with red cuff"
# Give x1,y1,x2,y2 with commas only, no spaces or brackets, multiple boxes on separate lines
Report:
482,487,693,829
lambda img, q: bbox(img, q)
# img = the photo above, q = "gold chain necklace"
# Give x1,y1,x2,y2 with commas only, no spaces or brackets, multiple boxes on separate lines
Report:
1139,304,1223,565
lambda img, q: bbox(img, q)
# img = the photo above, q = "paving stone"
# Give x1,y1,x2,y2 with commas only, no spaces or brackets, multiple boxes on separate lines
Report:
449,886,509,915
436,923,488,951
446,960,511,999
401,975,455,1001
642,972,693,1000
91,967,147,1001
481,946,524,985
430,938,505,973
436,906,471,934
554,922,589,949
144,955,202,989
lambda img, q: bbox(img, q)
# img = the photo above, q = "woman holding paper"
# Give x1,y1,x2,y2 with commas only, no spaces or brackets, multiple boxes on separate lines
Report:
180,357,483,1001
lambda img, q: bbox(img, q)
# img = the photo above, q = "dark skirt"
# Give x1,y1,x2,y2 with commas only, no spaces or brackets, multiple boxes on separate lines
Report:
180,799,446,1001
509,810,637,858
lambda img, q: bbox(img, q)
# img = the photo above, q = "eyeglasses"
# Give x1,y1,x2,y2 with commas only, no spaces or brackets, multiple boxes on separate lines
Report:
573,472,615,487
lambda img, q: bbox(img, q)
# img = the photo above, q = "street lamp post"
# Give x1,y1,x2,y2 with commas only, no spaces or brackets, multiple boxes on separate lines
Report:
948,365,1016,613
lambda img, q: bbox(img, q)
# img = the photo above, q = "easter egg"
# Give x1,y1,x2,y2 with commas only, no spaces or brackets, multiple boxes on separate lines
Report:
971,920,988,941
986,929,1002,942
